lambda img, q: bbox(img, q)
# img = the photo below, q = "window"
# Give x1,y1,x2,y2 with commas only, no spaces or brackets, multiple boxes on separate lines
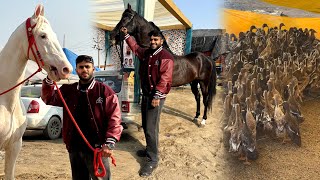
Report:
21,86,41,98
95,76,122,93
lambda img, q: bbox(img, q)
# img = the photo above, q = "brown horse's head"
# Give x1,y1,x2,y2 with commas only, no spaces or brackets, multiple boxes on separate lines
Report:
110,4,138,45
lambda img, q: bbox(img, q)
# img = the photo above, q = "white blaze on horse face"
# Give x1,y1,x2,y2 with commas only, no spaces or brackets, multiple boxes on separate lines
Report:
30,5,72,81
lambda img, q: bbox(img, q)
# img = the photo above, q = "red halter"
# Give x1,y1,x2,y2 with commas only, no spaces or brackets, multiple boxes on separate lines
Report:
26,17,44,68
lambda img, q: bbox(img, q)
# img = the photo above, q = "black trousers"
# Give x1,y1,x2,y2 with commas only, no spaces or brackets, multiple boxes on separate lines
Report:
69,152,111,180
141,96,165,165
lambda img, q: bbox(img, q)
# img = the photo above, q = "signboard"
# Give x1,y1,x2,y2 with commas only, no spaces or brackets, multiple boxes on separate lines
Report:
122,40,134,69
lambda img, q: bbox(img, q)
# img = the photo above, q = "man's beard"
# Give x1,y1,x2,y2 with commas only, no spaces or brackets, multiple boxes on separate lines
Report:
79,74,93,83
150,44,161,50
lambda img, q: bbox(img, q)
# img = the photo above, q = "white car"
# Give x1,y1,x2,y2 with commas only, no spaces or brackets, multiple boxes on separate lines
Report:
20,85,63,140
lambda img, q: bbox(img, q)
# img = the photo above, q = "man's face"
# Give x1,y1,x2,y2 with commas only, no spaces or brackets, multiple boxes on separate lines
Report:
76,61,95,82
149,35,163,49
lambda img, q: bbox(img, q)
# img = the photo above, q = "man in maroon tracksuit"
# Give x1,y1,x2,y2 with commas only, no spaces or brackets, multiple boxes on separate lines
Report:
121,27,174,177
41,55,123,180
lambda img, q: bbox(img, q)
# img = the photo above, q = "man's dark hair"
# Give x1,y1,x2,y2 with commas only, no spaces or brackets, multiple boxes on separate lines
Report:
148,30,164,39
76,55,94,65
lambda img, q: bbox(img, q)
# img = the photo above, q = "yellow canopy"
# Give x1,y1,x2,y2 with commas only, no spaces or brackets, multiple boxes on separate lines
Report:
223,8,320,39
262,0,320,14
91,0,192,31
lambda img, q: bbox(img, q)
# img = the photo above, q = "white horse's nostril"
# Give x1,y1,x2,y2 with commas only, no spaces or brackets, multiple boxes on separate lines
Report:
62,67,71,75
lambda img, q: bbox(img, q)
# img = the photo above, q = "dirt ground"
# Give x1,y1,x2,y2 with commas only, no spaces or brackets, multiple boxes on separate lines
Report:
1,86,320,180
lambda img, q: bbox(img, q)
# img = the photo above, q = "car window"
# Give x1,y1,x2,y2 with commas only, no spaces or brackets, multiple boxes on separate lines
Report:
95,76,122,93
21,86,41,98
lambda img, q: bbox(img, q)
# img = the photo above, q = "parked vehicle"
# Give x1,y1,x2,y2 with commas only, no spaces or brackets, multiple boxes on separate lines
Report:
94,70,139,129
20,85,63,140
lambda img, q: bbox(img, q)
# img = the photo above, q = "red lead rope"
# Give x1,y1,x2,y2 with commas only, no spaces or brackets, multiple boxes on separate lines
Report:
53,81,116,177
0,68,41,96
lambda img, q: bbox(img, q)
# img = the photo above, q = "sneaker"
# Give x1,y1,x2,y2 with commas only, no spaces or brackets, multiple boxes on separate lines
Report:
136,149,146,157
139,163,158,177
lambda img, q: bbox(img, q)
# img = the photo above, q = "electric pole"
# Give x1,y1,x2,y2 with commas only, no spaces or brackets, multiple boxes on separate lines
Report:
63,34,65,48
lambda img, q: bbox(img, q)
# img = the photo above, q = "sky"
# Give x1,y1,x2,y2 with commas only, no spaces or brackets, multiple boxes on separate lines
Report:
173,0,223,29
0,0,223,67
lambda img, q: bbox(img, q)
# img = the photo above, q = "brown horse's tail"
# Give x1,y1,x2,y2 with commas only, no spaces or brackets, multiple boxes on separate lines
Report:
207,57,217,111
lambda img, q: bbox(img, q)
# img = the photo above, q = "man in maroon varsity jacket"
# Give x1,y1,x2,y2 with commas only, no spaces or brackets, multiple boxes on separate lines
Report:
121,27,174,177
41,55,123,180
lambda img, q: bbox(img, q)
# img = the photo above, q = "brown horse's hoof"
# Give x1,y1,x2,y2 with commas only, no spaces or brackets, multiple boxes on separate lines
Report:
193,118,199,127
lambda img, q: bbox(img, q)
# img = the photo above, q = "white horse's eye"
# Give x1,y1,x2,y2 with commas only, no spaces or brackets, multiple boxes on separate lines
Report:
41,34,47,39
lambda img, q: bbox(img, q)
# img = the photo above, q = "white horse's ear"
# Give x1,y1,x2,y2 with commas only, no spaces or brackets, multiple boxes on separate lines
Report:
32,4,44,18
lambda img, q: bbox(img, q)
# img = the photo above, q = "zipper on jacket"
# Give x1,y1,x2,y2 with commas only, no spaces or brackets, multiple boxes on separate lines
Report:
86,90,100,134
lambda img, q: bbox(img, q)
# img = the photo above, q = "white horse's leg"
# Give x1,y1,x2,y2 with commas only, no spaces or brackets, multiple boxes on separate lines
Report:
4,138,22,180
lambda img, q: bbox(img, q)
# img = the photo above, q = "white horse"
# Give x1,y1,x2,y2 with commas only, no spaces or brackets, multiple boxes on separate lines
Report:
0,4,72,179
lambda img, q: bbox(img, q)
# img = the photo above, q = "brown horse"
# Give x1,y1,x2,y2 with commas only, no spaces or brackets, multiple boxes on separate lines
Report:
110,4,217,126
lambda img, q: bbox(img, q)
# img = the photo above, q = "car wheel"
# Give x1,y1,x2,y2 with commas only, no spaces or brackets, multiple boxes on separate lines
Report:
44,116,62,140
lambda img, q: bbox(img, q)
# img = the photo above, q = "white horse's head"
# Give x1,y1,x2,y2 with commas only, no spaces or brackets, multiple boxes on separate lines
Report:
27,4,73,81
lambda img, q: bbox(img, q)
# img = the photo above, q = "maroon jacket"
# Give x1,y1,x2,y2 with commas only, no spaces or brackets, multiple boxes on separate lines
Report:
41,78,122,151
125,34,174,98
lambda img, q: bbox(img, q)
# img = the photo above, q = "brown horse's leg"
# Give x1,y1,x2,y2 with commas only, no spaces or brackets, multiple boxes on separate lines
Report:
190,81,201,124
199,81,209,127
199,58,217,127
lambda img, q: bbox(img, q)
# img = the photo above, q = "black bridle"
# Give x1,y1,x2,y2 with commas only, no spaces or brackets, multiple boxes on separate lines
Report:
121,11,136,28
